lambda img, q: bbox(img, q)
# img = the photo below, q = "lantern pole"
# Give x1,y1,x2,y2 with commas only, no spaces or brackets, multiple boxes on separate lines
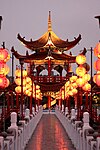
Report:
19,58,24,119
11,53,14,83
90,47,93,117
86,47,93,117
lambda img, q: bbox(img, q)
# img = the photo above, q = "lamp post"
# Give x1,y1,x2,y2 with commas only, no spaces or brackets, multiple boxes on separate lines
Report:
19,58,24,119
0,16,3,30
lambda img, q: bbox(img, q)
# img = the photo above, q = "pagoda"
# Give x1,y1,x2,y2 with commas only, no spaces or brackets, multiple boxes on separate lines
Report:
11,11,81,97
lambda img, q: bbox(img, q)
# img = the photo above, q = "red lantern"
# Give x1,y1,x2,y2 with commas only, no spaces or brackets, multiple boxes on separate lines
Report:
0,76,9,88
0,63,10,75
94,59,100,71
76,54,86,65
94,42,100,58
94,74,100,86
0,48,9,63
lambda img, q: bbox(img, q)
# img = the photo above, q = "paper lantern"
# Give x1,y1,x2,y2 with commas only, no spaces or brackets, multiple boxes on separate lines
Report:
94,59,100,71
15,69,27,77
82,74,91,82
15,86,21,94
76,66,86,77
70,75,78,83
72,88,78,95
0,76,9,88
94,42,100,58
76,78,85,87
15,78,26,86
0,63,10,75
82,83,91,91
0,48,9,63
94,74,100,86
76,54,86,65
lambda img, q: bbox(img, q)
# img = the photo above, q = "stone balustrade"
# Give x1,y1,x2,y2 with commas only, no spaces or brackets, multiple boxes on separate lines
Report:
55,106,100,150
0,105,100,150
0,106,43,150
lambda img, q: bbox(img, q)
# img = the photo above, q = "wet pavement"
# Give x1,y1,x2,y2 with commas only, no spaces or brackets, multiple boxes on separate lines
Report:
25,114,76,150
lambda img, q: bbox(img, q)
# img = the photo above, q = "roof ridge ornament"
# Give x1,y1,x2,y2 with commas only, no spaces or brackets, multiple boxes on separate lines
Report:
48,11,52,32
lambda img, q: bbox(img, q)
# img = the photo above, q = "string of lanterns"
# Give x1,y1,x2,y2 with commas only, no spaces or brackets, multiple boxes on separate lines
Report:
15,68,42,100
0,48,10,88
93,42,100,86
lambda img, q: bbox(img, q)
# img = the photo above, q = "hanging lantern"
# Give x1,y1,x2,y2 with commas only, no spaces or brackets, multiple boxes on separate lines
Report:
26,84,32,90
4,54,10,62
0,63,10,75
94,74,100,86
71,82,78,88
70,75,78,83
68,90,73,96
0,76,10,88
26,77,32,83
94,59,100,71
76,66,86,77
82,83,91,91
15,69,21,77
0,48,9,63
65,81,70,87
93,74,96,83
15,78,26,86
22,70,27,77
72,88,78,95
15,86,21,94
15,69,27,77
76,78,85,87
76,54,86,65
82,74,91,82
94,42,100,58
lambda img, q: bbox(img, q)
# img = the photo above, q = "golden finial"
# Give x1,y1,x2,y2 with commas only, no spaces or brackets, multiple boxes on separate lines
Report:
48,11,52,31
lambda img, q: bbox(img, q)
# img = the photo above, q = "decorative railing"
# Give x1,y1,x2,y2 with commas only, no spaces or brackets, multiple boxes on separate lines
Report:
0,106,43,150
55,106,100,150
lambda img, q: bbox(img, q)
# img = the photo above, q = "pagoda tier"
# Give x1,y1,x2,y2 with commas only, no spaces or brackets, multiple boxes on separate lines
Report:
17,11,81,52
11,47,76,64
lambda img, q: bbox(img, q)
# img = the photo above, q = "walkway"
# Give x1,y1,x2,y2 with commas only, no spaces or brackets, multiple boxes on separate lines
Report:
25,114,76,150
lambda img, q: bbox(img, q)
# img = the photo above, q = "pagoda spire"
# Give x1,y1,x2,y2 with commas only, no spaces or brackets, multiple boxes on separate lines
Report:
48,11,52,31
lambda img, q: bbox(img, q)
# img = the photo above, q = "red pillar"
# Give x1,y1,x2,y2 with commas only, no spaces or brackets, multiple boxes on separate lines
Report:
16,93,19,112
48,95,51,110
48,59,51,78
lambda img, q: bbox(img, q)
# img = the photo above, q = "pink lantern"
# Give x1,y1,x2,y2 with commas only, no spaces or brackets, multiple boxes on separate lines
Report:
0,76,9,88
94,59,100,71
94,42,100,58
0,48,9,63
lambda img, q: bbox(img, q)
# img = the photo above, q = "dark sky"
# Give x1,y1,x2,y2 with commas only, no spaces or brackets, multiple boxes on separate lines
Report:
0,0,100,75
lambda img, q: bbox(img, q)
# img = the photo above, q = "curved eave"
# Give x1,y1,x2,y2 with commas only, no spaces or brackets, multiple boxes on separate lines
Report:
17,32,81,51
17,33,48,50
11,47,76,63
50,31,81,50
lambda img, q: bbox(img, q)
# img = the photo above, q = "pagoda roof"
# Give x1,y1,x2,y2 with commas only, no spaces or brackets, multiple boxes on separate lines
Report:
11,47,76,64
17,11,81,52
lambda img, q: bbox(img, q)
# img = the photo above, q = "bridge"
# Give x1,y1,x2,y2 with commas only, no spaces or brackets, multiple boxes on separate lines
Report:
0,106,100,150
